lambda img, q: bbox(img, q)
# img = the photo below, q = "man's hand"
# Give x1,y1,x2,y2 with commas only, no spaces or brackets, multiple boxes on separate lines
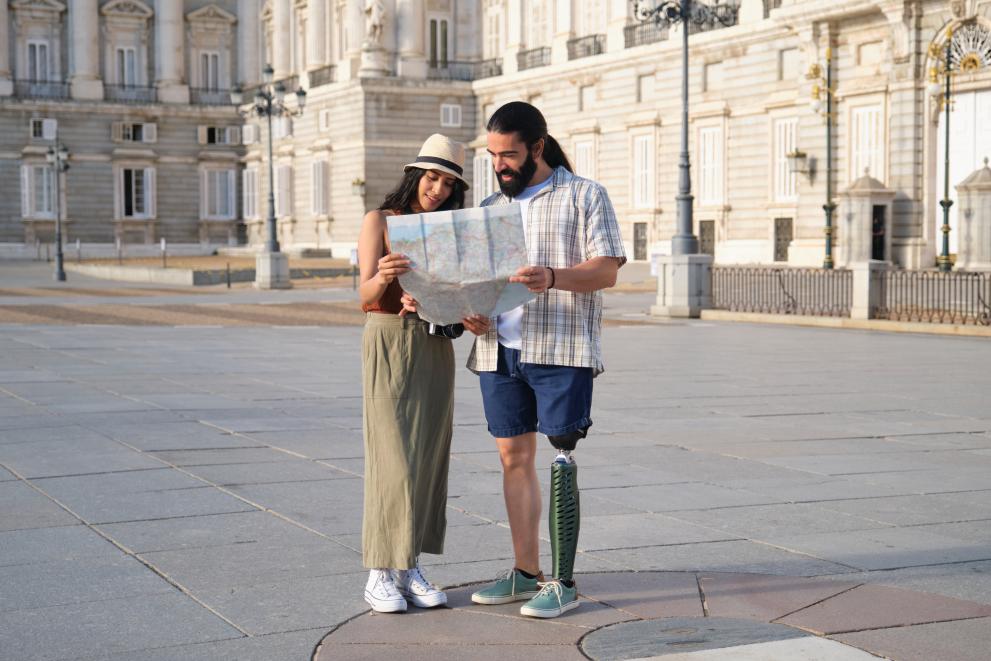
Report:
509,265,552,293
462,314,491,336
377,253,410,285
399,292,418,317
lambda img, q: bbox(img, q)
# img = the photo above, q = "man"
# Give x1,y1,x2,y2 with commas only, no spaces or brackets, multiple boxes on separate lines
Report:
468,102,626,618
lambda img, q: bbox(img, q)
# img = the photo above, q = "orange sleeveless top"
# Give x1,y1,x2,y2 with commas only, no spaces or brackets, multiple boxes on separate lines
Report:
362,276,403,314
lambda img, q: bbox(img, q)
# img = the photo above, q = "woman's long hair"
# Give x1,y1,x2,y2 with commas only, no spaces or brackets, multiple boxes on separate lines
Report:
379,167,466,214
486,101,573,173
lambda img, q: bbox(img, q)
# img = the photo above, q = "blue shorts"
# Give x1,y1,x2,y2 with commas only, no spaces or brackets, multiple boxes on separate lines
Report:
478,344,593,439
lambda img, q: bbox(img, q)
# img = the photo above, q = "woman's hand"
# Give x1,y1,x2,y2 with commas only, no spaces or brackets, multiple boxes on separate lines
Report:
377,253,410,285
399,292,418,318
462,315,491,336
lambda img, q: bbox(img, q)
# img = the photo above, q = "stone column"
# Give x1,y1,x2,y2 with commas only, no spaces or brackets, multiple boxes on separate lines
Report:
155,0,189,103
306,0,328,72
0,0,11,96
238,0,261,87
396,0,426,78
552,0,573,64
69,0,103,100
272,0,292,80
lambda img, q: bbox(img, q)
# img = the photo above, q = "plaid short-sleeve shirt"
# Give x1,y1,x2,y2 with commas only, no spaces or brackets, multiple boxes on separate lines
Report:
467,166,627,376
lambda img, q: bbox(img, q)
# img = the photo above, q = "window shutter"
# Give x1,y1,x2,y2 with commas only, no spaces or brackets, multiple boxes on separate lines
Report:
228,127,241,145
227,170,237,220
111,122,123,142
473,154,487,204
242,124,257,145
199,169,208,218
41,119,57,140
21,165,32,217
142,123,157,143
146,169,157,218
197,126,208,145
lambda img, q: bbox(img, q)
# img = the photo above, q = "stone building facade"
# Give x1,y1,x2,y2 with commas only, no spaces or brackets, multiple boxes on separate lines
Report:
1,0,990,266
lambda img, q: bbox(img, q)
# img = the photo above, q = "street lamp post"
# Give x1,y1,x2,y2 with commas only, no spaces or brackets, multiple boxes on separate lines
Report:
631,0,738,255
807,48,837,269
928,27,956,273
46,132,69,282
231,64,307,288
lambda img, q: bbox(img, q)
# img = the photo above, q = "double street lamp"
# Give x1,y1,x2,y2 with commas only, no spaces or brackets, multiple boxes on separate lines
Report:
45,135,69,282
631,0,739,256
232,65,307,256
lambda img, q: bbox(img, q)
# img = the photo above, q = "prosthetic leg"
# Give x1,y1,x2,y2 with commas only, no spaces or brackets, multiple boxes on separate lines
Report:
548,428,587,586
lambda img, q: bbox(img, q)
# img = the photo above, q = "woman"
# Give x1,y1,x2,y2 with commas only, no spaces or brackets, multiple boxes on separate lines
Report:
357,134,488,613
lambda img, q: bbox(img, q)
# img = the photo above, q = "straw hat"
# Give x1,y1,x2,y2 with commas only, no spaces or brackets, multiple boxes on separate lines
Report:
405,133,469,189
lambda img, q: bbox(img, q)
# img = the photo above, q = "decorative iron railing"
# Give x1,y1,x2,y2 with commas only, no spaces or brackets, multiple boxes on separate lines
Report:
712,266,853,317
308,65,336,88
274,75,300,92
14,79,70,100
427,59,503,81
872,269,991,325
687,1,742,35
624,22,670,48
762,0,783,18
189,88,234,105
567,34,606,60
517,47,551,71
105,85,157,104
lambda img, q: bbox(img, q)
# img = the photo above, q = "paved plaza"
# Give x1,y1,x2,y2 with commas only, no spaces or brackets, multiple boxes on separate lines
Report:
1,263,990,660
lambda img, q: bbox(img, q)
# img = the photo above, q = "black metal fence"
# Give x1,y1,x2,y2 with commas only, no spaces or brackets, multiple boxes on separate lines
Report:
189,88,233,105
872,269,991,325
712,266,853,317
624,22,670,48
427,59,502,81
104,85,157,104
517,47,551,71
14,79,70,100
567,34,606,60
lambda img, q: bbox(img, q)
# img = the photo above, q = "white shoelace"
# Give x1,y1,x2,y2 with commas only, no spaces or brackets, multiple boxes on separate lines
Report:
371,570,401,599
404,565,438,592
534,580,564,605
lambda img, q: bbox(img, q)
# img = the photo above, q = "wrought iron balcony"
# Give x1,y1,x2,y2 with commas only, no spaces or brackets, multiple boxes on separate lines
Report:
624,22,669,48
567,34,606,60
763,0,782,18
427,59,503,81
105,84,157,104
14,79,70,100
190,88,234,105
517,47,551,71
308,65,336,88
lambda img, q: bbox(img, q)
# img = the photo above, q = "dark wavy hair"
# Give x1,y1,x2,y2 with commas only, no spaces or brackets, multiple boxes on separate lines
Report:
379,167,466,214
486,101,573,172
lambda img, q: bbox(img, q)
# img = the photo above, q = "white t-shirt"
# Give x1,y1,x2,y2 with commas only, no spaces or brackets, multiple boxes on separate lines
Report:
497,176,554,349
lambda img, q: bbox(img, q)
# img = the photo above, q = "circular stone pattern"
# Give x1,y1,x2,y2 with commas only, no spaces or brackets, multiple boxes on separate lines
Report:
581,617,807,660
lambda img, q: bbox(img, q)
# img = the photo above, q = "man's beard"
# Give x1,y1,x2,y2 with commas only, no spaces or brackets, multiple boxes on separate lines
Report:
496,152,538,198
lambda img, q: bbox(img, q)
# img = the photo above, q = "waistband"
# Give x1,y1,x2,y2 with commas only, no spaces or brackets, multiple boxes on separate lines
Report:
364,312,428,328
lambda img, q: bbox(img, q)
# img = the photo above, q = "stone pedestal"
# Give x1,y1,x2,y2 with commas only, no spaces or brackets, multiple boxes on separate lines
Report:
359,45,390,77
955,159,991,271
851,260,888,320
255,252,292,290
650,254,713,318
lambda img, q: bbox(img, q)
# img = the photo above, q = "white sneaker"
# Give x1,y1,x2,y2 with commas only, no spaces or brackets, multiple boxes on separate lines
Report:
364,569,407,613
393,563,447,608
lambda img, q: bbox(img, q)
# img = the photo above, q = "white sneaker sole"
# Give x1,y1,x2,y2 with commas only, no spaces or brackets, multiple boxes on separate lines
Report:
402,590,448,608
519,598,580,619
471,590,539,605
364,591,407,613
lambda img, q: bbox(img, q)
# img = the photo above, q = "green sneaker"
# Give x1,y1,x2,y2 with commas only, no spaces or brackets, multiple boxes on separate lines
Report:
471,569,543,605
519,580,579,618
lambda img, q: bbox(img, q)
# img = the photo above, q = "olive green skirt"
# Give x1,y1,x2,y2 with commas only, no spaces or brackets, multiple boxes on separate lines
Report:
361,313,454,570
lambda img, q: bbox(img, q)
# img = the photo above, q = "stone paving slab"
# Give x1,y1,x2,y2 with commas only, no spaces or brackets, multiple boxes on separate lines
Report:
776,583,991,634
98,421,257,451
578,513,740,551
0,553,174,613
0,481,79,531
698,573,860,622
0,592,242,661
634,636,882,660
150,447,300,467
833,616,991,661
83,629,325,661
664,503,890,540
183,459,355,486
0,525,120,567
575,571,704,619
0,438,163,478
841,560,991,606
223,479,364,536
817,493,991,526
